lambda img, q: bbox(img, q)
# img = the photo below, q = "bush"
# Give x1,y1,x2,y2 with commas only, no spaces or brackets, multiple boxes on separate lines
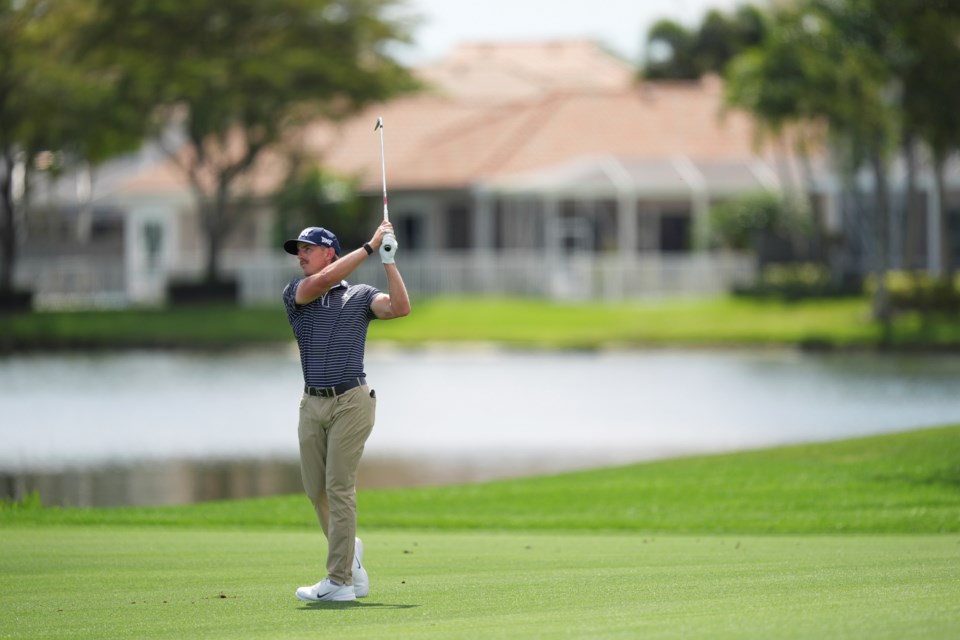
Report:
707,192,813,265
0,289,34,314
866,272,960,314
167,279,239,306
734,263,862,300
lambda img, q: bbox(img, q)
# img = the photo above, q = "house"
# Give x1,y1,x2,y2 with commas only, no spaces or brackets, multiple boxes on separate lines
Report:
16,40,957,306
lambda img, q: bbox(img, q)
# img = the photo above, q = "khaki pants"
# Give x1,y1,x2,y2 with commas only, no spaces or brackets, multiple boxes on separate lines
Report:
298,384,376,585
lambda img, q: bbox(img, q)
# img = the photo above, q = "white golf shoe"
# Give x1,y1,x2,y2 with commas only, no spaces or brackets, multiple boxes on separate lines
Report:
296,578,356,602
353,537,369,598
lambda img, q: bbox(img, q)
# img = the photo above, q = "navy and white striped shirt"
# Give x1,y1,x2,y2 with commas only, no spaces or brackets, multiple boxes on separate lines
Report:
283,279,380,387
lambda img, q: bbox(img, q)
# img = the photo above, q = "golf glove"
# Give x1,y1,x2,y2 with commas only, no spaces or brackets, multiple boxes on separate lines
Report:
380,233,397,264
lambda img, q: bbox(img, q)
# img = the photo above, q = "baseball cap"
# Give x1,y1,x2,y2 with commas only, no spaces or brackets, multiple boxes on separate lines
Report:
283,227,341,256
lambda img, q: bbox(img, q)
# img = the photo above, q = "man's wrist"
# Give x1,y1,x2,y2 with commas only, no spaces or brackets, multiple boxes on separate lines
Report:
362,242,374,256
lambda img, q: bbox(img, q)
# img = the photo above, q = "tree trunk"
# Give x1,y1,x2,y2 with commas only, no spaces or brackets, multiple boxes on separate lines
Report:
0,151,16,295
933,154,953,280
203,180,233,284
869,153,892,341
794,126,824,264
203,199,222,284
902,136,922,270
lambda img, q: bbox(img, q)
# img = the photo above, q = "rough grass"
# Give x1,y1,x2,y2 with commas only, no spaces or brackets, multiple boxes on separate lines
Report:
4,424,958,534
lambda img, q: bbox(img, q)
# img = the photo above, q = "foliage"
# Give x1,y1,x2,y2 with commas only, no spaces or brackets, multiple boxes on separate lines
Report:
272,164,367,250
893,0,960,277
77,0,419,283
733,262,862,301
642,4,766,80
0,0,144,294
643,19,699,80
866,271,960,313
707,191,811,257
720,0,960,327
0,489,42,511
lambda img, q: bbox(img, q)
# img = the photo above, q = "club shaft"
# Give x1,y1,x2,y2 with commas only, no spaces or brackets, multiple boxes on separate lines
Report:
378,124,389,223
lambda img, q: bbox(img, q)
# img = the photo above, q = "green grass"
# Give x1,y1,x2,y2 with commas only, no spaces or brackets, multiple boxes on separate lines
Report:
3,426,959,638
2,529,957,640
5,425,958,533
3,296,959,350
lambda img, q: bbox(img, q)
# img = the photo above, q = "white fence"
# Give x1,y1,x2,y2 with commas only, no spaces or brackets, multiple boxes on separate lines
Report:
237,251,756,305
15,256,128,310
15,251,755,308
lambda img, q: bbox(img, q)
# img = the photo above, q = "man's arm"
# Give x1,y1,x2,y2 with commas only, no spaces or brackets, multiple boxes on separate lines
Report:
295,247,369,305
371,263,411,320
295,223,391,305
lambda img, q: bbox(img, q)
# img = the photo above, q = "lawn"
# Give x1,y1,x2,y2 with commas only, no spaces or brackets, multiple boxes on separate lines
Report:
1,529,956,639
2,425,959,639
3,296,959,350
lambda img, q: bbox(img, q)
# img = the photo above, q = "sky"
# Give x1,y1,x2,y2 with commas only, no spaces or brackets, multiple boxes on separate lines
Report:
394,0,755,65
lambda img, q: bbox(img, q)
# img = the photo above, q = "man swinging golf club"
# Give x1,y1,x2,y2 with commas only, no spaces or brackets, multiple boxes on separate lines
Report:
284,117,410,602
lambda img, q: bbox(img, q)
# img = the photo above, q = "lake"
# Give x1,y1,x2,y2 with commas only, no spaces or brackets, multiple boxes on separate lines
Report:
2,346,959,506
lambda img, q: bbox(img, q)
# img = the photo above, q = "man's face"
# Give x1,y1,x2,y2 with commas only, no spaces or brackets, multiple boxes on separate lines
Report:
297,242,335,276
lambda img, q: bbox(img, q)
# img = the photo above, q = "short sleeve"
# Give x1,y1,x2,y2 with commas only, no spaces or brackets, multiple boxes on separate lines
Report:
283,278,302,317
355,284,381,320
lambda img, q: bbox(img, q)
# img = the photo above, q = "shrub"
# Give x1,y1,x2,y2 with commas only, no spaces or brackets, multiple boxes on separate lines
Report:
866,271,960,313
734,262,862,300
708,192,813,264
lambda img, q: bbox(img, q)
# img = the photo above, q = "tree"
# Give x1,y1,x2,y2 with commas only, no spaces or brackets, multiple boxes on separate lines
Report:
642,19,699,80
0,0,53,300
725,1,903,331
895,1,960,279
693,6,766,76
273,162,365,250
83,0,418,285
641,5,766,80
0,0,142,302
708,191,812,265
723,5,839,262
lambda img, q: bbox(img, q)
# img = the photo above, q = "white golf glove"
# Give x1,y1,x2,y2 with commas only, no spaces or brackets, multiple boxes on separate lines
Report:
380,233,397,264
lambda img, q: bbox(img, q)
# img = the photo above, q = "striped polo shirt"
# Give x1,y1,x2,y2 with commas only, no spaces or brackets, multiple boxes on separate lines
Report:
282,279,381,387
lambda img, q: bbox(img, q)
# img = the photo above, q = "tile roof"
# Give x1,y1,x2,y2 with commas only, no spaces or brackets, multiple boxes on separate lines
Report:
314,74,770,192
111,40,775,198
415,40,635,104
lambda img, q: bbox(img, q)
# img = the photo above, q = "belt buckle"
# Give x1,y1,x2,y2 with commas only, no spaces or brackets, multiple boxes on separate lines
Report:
322,387,335,398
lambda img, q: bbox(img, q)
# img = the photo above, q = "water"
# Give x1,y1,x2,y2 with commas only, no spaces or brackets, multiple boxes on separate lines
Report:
2,346,960,506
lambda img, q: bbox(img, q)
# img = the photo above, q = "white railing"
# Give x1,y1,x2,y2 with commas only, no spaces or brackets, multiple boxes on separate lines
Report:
15,256,127,310
14,251,755,308
236,251,756,305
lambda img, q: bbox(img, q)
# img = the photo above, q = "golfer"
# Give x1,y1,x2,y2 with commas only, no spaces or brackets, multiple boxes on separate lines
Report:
282,221,410,602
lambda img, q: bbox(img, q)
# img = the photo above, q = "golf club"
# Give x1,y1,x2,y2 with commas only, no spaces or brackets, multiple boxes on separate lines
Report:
374,117,396,258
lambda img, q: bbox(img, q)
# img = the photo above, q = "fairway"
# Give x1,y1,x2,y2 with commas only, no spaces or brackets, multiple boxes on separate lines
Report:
1,528,957,639
3,426,959,638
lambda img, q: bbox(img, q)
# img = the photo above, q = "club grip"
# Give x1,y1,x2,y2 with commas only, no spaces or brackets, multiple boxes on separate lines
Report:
382,233,396,253
380,232,397,264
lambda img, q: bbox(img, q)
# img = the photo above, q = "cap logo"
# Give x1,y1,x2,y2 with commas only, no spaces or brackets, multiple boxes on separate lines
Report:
286,227,339,255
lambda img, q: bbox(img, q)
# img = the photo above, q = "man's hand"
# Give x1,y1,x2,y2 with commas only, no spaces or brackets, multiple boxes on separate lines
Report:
370,222,397,264
380,234,397,264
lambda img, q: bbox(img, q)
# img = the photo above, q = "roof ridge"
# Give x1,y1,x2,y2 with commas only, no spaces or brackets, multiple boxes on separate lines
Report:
472,94,568,177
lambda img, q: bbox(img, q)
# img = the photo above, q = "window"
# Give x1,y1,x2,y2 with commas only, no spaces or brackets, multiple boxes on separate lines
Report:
445,204,471,250
660,212,691,252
